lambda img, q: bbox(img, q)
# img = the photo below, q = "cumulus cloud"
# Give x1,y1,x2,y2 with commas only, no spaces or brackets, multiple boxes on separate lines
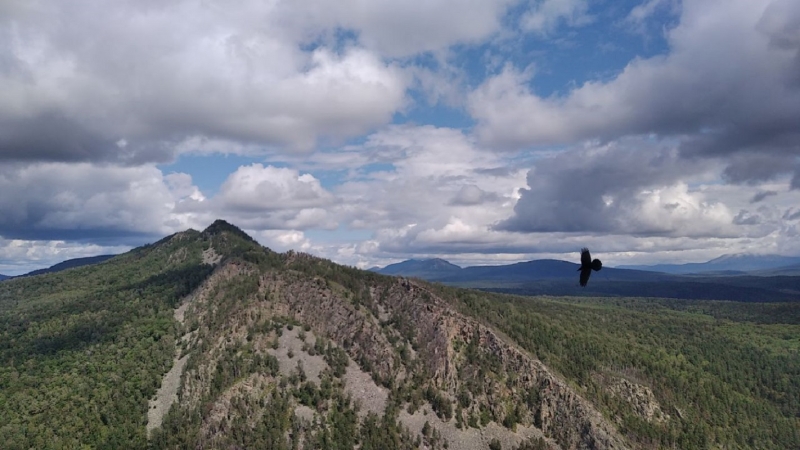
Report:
0,161,339,252
449,184,499,205
212,164,338,230
521,0,592,35
254,229,313,253
0,161,345,273
284,0,514,57
5,0,800,272
333,125,525,232
0,163,203,242
750,190,778,203
0,0,412,163
0,238,131,276
470,0,800,184
495,139,738,237
217,164,334,212
311,127,800,265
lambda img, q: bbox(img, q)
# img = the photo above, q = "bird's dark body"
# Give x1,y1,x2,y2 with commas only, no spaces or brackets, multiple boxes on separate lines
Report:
578,248,602,287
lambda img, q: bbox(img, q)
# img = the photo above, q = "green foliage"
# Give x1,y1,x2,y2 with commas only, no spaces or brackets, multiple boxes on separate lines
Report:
0,233,213,450
10,220,797,449
323,342,350,378
210,344,279,399
425,386,453,421
445,288,800,449
203,219,282,269
514,437,548,450
359,404,418,450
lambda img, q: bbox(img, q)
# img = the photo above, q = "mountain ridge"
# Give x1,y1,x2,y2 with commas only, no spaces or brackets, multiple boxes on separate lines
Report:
374,257,800,302
617,253,800,274
2,220,798,449
16,254,117,278
149,221,627,449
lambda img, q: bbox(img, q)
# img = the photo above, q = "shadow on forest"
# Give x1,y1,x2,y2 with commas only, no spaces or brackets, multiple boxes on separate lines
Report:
16,265,214,358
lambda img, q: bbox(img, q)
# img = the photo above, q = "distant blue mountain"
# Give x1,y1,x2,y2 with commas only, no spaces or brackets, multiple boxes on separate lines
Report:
374,258,673,283
375,258,462,278
16,255,117,278
0,274,9,281
751,263,800,276
618,254,800,274
373,257,800,302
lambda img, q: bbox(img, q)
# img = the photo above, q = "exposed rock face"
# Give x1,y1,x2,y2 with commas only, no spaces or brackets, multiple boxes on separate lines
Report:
609,378,669,424
155,240,630,449
378,278,628,450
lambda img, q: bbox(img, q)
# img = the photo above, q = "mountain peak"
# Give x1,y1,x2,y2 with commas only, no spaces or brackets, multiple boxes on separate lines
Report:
202,219,256,242
377,258,462,277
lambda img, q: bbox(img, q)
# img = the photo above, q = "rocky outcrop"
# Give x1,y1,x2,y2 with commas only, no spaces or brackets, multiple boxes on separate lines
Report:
378,278,629,450
609,378,669,424
162,249,630,449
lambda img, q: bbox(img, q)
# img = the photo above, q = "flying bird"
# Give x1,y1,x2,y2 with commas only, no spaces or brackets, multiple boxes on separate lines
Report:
578,248,602,287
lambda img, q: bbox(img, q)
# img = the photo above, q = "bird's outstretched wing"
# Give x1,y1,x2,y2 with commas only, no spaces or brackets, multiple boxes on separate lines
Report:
580,266,592,286
579,248,592,286
581,248,591,267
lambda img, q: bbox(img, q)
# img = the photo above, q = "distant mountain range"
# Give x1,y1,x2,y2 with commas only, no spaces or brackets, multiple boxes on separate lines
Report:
373,255,800,302
375,258,462,278
2,254,116,281
375,258,673,283
617,253,800,274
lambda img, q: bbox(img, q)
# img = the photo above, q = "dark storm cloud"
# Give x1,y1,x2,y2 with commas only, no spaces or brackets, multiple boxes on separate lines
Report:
0,112,162,164
474,167,516,177
733,210,761,226
717,152,800,185
758,0,800,86
494,140,730,237
783,208,800,221
449,184,499,206
0,163,190,243
750,190,778,203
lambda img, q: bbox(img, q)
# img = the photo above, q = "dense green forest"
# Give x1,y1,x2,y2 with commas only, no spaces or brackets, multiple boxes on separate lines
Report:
435,286,800,448
1,221,798,449
0,231,213,449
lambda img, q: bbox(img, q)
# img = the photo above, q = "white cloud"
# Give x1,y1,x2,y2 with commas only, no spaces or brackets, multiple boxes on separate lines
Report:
626,0,675,27
254,229,312,253
0,1,410,162
282,0,515,57
217,164,334,212
496,139,739,237
470,0,800,185
333,125,526,232
521,0,592,35
0,238,130,276
450,184,498,205
211,164,338,230
0,163,203,240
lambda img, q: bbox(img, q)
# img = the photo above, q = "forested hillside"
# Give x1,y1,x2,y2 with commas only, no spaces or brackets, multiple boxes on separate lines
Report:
1,221,798,449
439,288,800,448
0,231,213,448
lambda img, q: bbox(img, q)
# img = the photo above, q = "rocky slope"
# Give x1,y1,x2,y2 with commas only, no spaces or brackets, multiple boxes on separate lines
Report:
148,221,631,449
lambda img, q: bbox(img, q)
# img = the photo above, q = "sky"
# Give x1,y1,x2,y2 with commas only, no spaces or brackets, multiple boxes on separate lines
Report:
2,0,800,275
